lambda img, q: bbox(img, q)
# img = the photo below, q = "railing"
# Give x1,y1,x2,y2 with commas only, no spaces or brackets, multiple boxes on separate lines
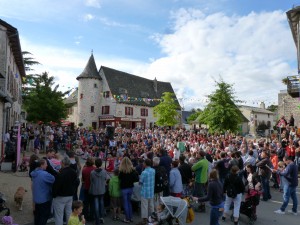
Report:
287,75,300,97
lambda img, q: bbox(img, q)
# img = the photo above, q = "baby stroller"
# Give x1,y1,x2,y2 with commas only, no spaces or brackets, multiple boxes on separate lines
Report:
160,196,188,225
0,192,10,219
232,190,260,225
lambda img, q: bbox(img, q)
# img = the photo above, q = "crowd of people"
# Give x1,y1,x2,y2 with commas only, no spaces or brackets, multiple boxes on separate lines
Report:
22,124,299,225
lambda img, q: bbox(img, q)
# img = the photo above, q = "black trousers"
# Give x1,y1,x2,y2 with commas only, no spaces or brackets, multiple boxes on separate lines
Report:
34,200,51,225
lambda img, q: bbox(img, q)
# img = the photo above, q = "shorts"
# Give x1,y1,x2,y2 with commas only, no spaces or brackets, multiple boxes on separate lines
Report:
110,197,122,208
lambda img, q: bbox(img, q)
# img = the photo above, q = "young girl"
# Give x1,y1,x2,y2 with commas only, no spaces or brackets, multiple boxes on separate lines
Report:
109,169,122,220
68,200,86,225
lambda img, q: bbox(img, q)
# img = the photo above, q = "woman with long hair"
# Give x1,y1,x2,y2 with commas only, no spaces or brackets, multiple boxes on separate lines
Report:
193,169,224,225
118,157,139,223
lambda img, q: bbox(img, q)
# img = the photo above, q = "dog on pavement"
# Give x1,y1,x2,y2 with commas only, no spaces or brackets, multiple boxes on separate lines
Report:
14,187,27,211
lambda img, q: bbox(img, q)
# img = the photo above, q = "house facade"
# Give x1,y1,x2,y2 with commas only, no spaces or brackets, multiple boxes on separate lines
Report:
239,102,275,135
65,54,179,129
0,19,25,158
278,90,300,127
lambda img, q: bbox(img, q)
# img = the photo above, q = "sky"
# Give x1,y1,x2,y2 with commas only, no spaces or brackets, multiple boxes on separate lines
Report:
0,0,299,110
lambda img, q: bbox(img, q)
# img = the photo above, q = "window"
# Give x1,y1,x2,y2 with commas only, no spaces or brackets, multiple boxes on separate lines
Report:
94,83,98,88
103,91,110,98
80,93,83,99
125,107,133,116
268,114,270,118
141,108,148,117
91,106,94,113
102,106,110,114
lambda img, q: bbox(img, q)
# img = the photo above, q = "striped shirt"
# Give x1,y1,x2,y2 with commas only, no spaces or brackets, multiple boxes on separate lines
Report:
140,167,155,198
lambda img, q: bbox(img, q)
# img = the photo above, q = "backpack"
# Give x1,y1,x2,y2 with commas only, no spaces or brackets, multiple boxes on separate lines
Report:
183,198,195,223
226,176,238,198
155,166,168,193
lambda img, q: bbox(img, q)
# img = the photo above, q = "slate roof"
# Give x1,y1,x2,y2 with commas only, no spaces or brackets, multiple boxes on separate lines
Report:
181,111,193,124
239,105,274,114
64,88,78,105
101,66,179,107
76,54,101,80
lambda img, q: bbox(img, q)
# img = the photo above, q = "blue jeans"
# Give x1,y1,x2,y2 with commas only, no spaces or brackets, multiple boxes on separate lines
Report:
280,185,298,213
210,207,222,225
94,195,104,225
121,188,133,220
261,176,271,200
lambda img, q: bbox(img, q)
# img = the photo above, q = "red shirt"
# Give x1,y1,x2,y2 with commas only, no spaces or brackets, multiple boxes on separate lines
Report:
286,145,296,157
81,165,95,190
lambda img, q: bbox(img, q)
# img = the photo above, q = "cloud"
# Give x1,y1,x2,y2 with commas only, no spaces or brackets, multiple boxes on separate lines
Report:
83,13,95,21
85,0,101,8
20,37,147,93
143,8,296,109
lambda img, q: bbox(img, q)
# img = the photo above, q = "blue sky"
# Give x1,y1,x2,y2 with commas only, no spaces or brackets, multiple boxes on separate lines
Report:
0,0,299,109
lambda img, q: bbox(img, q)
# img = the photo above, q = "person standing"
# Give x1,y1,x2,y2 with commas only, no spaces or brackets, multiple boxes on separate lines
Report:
89,158,107,225
137,159,155,225
31,159,55,225
193,169,224,225
256,151,273,201
178,155,193,197
169,161,183,197
81,157,95,221
274,156,298,215
192,151,209,212
152,157,167,207
52,156,80,225
289,114,295,127
222,165,245,225
118,157,139,223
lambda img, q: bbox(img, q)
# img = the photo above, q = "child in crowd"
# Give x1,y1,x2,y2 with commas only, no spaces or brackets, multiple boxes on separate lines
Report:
109,169,122,220
68,200,86,225
148,204,170,225
278,161,289,192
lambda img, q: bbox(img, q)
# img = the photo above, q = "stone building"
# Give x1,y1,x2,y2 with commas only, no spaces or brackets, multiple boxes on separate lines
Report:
0,19,25,158
278,89,300,127
239,102,275,135
65,54,179,129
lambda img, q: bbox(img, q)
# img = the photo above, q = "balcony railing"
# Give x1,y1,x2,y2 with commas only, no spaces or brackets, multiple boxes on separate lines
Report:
287,75,300,97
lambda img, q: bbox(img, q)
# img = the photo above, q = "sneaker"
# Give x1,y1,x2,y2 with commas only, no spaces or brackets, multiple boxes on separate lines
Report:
221,216,226,221
99,218,104,224
47,218,55,223
287,210,298,216
274,209,285,214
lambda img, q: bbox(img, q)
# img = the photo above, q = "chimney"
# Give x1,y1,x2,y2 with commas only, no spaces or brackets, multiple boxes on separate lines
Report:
260,102,265,109
153,77,157,93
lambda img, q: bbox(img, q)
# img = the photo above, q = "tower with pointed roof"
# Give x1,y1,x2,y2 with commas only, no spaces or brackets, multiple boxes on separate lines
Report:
76,53,102,128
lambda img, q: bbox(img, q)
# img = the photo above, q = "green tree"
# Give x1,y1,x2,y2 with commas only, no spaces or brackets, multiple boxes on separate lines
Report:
22,51,40,71
199,80,242,133
187,109,202,124
23,72,69,123
267,104,278,112
22,51,41,99
154,92,180,127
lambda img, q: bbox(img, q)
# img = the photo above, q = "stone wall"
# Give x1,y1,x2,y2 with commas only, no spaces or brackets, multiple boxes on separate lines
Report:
77,78,102,128
278,90,300,127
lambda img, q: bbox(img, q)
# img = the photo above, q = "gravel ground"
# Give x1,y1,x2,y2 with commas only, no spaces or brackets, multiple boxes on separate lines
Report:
0,170,33,225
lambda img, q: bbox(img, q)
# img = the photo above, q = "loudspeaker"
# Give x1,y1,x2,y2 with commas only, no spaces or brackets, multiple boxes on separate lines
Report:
106,126,115,140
